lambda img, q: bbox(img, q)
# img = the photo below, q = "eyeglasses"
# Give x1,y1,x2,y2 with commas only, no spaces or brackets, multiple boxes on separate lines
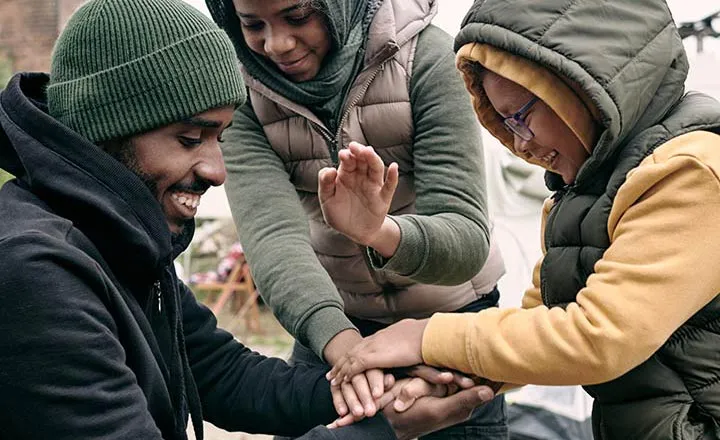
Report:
503,96,539,142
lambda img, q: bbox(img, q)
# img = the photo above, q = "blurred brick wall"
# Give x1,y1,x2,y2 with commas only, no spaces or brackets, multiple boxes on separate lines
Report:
0,0,87,73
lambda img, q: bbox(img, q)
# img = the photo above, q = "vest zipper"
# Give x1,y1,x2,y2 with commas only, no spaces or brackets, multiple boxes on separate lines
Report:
309,63,386,165
311,122,339,163
542,183,576,305
153,280,162,313
334,64,386,157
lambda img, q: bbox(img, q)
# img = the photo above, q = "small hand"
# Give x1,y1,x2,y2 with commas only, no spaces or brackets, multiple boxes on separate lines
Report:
324,330,388,420
328,375,447,428
330,372,395,422
318,142,399,249
326,319,429,385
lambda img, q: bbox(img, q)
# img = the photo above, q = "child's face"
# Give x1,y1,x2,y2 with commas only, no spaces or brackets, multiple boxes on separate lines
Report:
483,71,590,184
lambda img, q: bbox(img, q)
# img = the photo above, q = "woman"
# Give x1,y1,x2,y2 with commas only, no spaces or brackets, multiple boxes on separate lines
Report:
327,0,720,438
204,0,508,437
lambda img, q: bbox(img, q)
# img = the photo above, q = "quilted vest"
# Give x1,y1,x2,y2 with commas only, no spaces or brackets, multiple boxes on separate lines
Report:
242,0,504,322
542,93,720,439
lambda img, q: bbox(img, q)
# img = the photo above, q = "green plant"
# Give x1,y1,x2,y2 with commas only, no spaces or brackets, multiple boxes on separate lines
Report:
0,169,12,187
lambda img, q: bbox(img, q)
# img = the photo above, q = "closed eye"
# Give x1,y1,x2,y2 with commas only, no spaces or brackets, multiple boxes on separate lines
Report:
286,12,314,26
179,136,202,148
240,20,264,32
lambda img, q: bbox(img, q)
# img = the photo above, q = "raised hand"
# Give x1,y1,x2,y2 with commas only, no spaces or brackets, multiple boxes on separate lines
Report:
318,142,399,255
326,319,429,386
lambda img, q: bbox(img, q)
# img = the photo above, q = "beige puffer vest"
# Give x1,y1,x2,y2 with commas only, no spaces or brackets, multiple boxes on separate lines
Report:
242,0,504,322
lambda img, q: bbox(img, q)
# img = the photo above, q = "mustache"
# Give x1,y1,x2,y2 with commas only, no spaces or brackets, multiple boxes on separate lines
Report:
170,179,212,194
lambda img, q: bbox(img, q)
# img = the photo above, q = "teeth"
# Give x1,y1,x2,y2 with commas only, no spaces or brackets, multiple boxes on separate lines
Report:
172,192,201,209
544,151,558,165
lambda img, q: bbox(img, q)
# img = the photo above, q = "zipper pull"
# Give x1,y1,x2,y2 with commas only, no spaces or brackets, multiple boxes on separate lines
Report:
154,280,162,313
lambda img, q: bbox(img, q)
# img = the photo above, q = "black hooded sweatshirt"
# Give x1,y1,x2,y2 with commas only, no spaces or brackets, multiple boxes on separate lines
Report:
0,73,395,440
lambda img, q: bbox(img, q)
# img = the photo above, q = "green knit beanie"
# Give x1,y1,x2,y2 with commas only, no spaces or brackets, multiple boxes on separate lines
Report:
47,0,246,144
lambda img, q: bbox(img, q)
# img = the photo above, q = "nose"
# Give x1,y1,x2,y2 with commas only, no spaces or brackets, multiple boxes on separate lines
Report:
264,27,296,57
513,135,530,155
195,143,226,187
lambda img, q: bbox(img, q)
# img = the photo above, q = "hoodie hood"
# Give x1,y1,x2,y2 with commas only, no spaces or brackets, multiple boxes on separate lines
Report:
0,73,189,283
454,0,688,185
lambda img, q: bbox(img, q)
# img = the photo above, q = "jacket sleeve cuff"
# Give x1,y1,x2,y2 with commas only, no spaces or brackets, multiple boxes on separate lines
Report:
300,414,396,440
422,313,476,374
367,216,427,276
299,306,358,361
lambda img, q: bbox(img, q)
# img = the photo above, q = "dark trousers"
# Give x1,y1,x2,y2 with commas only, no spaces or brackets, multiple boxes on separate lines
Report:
279,288,509,439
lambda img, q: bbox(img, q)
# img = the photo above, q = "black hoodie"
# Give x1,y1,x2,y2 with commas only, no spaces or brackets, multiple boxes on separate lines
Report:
0,73,395,440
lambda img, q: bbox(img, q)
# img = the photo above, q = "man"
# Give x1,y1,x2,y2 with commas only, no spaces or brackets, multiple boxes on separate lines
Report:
0,0,494,438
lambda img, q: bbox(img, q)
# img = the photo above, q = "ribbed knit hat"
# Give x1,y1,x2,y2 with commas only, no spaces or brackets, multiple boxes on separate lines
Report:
47,0,246,144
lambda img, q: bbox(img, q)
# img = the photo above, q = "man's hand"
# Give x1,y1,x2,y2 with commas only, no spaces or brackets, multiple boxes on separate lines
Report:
327,319,429,385
328,376,450,428
328,381,496,438
383,385,496,440
318,142,400,257
324,329,387,419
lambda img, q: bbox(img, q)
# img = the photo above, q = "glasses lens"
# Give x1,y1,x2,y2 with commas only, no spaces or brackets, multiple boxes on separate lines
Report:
504,118,533,141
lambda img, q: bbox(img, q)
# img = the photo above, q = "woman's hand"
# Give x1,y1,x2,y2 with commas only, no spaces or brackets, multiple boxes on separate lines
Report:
318,142,399,256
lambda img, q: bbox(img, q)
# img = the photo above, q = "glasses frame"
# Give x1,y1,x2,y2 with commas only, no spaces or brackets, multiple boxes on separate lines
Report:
503,96,539,142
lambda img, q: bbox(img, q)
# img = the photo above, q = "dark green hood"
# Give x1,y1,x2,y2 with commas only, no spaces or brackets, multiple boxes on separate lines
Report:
455,0,689,184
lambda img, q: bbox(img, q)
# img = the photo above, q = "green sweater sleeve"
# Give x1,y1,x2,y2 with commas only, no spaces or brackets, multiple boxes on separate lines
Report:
369,25,491,284
223,100,356,358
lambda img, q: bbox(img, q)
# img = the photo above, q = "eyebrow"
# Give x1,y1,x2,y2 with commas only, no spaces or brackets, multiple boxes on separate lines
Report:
181,117,223,129
237,4,303,19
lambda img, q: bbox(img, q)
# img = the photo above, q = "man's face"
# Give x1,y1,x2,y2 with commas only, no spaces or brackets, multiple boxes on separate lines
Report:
112,106,234,235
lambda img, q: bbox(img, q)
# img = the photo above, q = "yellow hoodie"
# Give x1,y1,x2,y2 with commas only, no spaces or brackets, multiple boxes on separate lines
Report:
421,43,720,388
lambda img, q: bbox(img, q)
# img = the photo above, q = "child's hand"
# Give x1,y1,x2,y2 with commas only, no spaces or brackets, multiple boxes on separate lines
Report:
328,375,448,428
329,371,395,424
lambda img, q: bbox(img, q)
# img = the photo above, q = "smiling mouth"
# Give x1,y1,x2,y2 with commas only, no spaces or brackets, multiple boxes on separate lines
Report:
542,150,558,167
275,53,309,70
172,191,201,210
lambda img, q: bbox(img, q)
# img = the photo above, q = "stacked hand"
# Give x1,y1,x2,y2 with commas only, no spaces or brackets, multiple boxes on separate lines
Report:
318,142,400,257
329,365,496,439
327,319,430,386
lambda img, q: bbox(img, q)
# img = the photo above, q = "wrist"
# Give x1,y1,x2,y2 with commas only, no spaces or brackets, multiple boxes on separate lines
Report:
367,216,401,258
323,329,363,365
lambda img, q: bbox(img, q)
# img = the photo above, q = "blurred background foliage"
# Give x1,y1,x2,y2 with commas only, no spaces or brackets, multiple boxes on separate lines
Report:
0,51,13,186
0,51,11,89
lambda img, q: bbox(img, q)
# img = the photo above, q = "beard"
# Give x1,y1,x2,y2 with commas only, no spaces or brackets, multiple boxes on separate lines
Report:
102,137,185,243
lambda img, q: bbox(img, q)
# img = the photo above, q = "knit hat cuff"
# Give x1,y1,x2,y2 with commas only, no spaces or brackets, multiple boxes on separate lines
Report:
48,29,246,143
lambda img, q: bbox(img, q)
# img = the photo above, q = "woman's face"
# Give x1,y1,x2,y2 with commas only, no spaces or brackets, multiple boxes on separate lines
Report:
234,0,332,82
482,71,589,184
